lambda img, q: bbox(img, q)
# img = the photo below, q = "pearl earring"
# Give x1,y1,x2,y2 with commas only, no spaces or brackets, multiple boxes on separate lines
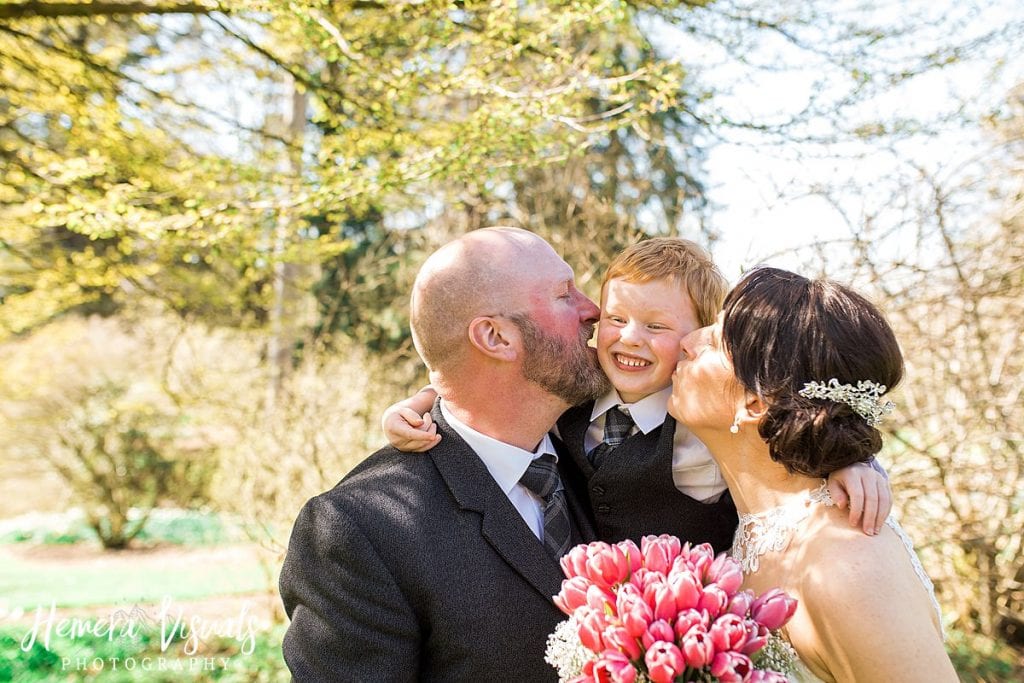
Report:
729,416,741,434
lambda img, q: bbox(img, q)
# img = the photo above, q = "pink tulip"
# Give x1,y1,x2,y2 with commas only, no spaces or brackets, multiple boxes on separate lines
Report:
667,566,703,610
628,567,661,592
603,624,642,660
684,542,715,577
616,584,654,638
750,589,798,630
561,543,588,579
644,641,685,683
616,539,643,575
680,624,716,668
586,583,617,613
709,613,749,651
748,670,789,683
641,534,682,575
727,590,755,617
588,542,632,589
647,581,677,622
741,622,769,655
709,651,753,682
576,660,598,683
673,608,707,640
578,608,608,652
554,576,592,615
705,554,744,594
591,651,638,683
640,619,675,650
698,584,730,619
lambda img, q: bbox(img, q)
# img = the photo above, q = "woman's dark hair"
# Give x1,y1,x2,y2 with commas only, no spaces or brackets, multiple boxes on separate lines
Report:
721,267,904,477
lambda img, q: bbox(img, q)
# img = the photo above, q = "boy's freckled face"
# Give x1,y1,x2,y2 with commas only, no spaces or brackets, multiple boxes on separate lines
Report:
596,277,702,404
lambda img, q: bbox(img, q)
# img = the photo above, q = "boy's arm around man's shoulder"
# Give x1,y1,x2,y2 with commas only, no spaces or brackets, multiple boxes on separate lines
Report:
280,490,420,682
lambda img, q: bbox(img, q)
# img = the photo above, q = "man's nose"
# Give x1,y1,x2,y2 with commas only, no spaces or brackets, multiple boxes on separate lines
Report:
578,295,600,323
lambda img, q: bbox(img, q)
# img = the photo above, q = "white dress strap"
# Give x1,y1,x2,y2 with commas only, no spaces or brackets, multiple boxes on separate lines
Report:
884,516,944,638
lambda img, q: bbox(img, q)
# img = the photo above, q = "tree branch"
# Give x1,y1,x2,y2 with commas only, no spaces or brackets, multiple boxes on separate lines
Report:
0,1,219,21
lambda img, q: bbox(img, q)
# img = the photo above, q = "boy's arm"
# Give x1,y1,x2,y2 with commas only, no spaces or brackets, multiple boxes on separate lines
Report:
826,460,892,536
381,386,441,452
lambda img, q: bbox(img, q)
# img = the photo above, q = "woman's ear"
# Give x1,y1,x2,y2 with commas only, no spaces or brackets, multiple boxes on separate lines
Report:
737,391,767,427
467,316,518,361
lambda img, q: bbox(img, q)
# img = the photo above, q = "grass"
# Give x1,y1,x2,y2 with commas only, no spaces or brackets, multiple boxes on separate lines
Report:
0,623,288,682
0,548,271,610
0,508,252,547
0,508,285,681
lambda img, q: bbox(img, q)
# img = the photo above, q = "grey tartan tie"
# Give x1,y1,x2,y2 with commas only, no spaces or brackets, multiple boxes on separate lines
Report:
519,453,573,560
587,406,635,468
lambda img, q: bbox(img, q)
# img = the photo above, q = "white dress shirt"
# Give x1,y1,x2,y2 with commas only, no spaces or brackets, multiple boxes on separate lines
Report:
440,400,558,541
587,387,727,503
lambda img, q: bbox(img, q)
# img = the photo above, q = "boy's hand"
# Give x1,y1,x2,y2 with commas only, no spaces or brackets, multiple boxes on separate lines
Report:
827,461,892,536
383,407,441,452
381,386,441,452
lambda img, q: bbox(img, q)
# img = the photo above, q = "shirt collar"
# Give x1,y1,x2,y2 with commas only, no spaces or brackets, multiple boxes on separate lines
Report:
590,386,671,434
440,400,557,496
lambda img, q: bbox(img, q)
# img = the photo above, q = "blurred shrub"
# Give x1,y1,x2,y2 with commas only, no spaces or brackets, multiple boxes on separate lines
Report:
0,316,218,549
0,310,423,553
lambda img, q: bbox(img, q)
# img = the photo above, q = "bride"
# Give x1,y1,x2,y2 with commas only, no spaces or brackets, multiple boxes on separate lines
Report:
668,267,956,682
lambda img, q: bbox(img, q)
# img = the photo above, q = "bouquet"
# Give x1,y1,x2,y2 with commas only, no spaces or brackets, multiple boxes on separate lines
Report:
545,535,798,683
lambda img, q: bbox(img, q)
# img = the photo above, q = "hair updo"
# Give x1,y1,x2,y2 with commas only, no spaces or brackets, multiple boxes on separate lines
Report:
721,267,904,478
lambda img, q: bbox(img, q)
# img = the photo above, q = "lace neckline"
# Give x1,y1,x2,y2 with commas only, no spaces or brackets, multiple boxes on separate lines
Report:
731,481,834,574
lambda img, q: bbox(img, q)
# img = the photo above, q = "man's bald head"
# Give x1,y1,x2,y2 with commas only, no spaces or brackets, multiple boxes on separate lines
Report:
410,227,552,372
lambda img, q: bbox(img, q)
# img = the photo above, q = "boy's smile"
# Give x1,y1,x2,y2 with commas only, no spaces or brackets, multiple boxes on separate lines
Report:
596,277,701,404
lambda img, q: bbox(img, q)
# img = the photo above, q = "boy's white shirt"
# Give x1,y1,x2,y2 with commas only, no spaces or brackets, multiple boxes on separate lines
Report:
586,387,727,503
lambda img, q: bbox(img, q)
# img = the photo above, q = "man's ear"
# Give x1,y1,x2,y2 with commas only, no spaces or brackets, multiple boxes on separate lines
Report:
467,316,518,361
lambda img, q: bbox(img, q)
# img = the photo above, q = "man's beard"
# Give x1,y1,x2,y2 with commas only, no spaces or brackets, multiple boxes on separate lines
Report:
510,314,611,406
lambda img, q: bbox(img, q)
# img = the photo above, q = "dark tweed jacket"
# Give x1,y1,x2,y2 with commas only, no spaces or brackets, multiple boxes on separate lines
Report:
279,404,596,682
556,401,738,554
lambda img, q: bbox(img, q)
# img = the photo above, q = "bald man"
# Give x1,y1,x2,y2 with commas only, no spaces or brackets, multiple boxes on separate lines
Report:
279,228,608,681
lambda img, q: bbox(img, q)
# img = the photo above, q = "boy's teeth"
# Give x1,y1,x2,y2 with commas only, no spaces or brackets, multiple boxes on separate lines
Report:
616,354,650,368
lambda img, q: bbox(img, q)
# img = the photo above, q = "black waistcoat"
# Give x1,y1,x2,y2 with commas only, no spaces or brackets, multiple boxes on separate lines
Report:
556,402,738,554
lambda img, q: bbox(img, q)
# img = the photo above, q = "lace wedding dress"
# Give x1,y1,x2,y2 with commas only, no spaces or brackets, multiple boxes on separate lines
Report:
732,483,943,683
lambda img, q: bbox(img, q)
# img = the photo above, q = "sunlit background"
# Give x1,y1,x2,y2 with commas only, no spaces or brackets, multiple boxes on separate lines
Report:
1,1,1022,680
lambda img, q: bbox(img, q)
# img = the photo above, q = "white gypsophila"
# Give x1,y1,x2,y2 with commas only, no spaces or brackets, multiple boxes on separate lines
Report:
753,632,799,674
544,617,656,683
544,617,594,681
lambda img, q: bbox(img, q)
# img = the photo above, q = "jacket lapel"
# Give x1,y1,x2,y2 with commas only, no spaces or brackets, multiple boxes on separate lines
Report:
428,405,565,602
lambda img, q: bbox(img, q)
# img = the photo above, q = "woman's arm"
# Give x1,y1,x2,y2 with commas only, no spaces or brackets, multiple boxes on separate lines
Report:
801,529,956,682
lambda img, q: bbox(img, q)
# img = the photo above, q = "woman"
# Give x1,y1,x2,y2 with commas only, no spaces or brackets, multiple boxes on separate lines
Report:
668,267,955,682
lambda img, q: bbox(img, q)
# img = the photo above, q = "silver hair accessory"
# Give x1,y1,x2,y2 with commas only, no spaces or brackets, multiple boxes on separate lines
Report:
797,378,895,427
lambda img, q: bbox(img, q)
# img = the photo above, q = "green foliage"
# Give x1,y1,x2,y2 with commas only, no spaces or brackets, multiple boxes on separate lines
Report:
946,628,1024,682
0,509,238,547
1,0,710,343
0,623,288,682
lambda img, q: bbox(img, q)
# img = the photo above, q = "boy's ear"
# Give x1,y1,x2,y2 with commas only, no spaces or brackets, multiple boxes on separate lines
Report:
467,316,518,361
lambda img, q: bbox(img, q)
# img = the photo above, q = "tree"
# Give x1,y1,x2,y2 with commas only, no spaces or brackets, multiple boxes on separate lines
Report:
0,315,217,549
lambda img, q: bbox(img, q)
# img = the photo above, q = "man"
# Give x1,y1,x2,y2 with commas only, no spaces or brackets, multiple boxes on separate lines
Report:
279,227,608,681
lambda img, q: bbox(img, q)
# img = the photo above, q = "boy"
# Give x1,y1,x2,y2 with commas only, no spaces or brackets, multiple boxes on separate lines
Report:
384,238,889,550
